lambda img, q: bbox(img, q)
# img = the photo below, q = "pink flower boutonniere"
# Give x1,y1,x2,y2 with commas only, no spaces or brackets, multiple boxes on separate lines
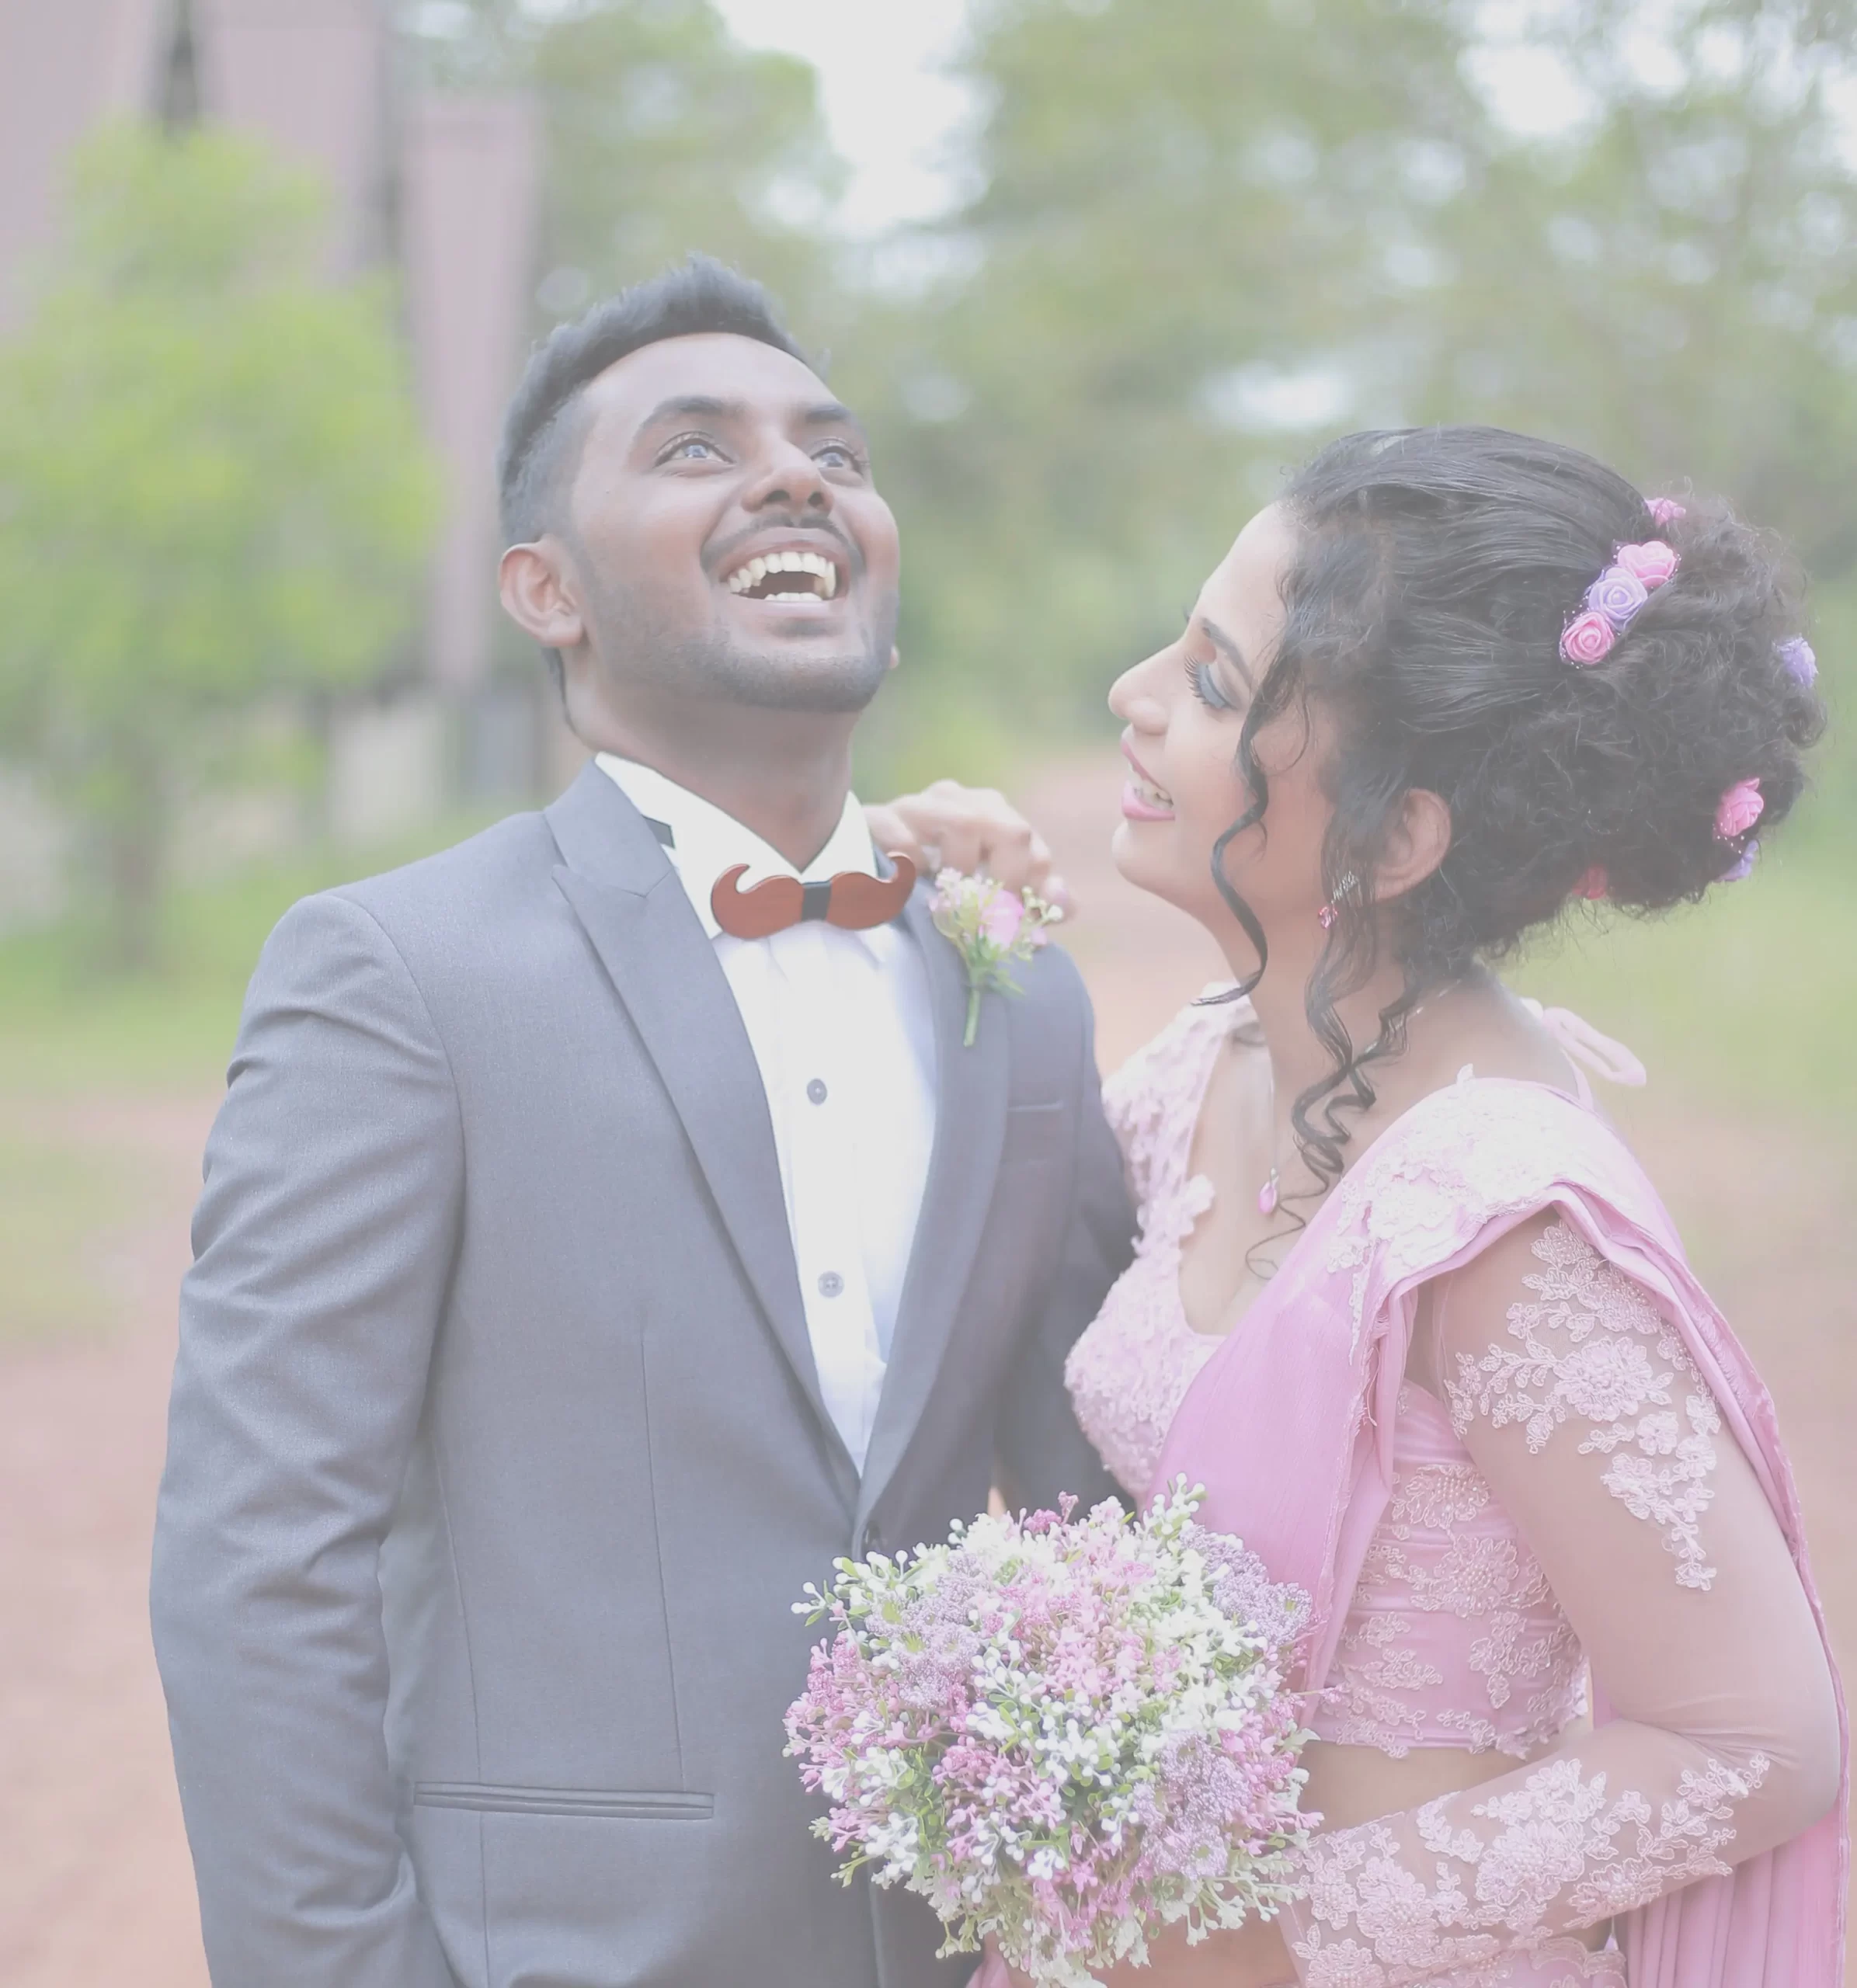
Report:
929,869,1064,1045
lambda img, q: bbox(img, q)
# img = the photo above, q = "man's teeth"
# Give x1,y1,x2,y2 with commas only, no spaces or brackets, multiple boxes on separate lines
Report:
723,549,839,599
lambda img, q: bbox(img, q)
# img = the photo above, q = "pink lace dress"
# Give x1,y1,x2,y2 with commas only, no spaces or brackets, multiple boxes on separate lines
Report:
1065,996,1844,1988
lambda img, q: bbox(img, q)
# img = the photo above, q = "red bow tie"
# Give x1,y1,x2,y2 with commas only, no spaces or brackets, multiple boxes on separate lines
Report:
710,854,918,939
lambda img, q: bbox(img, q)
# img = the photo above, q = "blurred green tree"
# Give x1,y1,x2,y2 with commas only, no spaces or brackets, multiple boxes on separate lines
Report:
1410,9,1857,565
836,0,1501,774
841,0,1857,794
0,125,440,967
400,0,844,321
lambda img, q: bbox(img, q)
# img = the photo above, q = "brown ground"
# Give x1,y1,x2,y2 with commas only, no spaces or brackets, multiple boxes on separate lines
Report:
0,756,1850,1985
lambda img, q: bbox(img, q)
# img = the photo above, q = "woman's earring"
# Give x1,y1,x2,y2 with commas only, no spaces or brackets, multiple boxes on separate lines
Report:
1318,870,1360,931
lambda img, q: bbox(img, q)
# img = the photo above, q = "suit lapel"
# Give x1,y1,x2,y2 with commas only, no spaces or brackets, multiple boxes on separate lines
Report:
856,891,1009,1528
545,766,852,1484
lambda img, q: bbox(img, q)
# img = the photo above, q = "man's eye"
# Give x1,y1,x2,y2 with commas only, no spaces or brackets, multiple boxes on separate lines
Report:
662,435,722,462
1187,659,1236,711
815,440,865,471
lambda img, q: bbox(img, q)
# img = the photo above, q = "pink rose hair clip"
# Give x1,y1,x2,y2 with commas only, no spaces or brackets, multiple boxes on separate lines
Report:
1560,527,1683,666
1714,777,1765,882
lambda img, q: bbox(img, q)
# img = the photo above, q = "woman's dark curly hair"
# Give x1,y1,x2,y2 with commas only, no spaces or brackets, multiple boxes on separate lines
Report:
1215,425,1825,1194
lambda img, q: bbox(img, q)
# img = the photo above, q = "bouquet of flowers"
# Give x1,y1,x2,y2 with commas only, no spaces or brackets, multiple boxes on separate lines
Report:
927,868,1066,1046
784,1482,1313,1987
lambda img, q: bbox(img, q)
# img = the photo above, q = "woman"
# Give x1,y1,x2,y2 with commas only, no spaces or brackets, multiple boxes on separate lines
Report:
889,426,1845,1986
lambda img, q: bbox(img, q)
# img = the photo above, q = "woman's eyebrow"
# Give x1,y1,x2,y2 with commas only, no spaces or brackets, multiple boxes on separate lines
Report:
1200,616,1256,690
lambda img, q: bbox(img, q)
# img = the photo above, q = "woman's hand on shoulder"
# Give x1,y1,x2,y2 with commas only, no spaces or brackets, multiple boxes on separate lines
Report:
864,779,1071,913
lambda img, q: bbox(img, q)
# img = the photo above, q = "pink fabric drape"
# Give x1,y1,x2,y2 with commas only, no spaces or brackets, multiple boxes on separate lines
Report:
1150,1075,1847,1986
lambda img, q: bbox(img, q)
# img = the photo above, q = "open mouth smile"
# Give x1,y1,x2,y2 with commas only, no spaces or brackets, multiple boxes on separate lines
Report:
1121,738,1175,820
718,544,846,604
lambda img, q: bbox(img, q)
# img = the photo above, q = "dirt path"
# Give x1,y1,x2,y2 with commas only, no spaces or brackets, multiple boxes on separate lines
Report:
0,1096,216,1987
0,759,1849,1983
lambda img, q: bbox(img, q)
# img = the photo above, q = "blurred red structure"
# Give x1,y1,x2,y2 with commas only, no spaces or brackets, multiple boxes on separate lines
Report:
0,0,541,757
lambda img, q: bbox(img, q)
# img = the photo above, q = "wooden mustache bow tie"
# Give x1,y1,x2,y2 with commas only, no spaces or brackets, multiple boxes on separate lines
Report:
710,855,918,937
638,813,917,937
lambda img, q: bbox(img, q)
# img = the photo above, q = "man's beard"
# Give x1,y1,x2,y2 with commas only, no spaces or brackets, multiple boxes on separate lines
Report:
586,570,895,714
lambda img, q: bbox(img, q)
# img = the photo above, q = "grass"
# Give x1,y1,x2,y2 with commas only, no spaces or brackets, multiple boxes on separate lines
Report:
0,811,501,1093
1508,837,1857,1124
0,1121,147,1346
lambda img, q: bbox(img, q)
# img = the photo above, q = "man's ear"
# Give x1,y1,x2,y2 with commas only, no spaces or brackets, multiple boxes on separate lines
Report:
499,540,585,651
887,643,901,676
1375,787,1452,902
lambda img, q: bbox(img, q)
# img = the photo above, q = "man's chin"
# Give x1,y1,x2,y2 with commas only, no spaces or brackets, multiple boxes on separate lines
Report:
701,647,890,714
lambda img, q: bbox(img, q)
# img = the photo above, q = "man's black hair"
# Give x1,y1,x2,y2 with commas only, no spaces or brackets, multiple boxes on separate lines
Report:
496,255,809,551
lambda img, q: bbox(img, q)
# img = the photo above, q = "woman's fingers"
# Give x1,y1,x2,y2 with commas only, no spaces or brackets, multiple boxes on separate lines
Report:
866,781,1073,913
859,802,923,871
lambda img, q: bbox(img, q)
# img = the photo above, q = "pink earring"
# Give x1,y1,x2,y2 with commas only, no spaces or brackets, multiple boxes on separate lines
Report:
1318,870,1359,930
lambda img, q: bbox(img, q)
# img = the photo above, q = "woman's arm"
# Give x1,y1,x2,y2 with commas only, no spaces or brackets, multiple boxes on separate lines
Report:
865,778,1070,909
1273,1211,1840,1987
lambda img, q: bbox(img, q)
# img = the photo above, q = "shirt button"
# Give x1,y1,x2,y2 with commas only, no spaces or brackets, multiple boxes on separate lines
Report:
806,1078,828,1105
817,1270,844,1298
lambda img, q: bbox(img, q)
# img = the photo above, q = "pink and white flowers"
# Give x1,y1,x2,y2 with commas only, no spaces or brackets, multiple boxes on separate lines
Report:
784,1483,1313,1987
930,869,1066,1047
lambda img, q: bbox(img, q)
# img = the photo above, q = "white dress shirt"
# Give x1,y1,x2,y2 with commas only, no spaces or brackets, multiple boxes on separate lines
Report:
596,755,937,1470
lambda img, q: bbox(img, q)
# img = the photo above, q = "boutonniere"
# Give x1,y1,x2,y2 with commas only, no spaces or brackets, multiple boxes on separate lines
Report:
928,869,1064,1046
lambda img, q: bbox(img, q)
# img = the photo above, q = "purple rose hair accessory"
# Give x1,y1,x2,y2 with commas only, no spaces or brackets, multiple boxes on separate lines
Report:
1777,636,1817,686
1714,777,1764,841
1585,566,1650,628
1647,498,1687,527
1721,838,1759,882
1560,540,1679,663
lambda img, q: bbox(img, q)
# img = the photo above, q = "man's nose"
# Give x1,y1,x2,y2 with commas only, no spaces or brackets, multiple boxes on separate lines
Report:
742,438,833,515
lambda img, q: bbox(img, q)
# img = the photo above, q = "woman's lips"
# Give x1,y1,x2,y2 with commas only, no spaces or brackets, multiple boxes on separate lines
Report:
1121,739,1175,821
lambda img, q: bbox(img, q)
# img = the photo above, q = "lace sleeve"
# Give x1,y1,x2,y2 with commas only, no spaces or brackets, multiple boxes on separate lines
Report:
1278,1213,1840,1988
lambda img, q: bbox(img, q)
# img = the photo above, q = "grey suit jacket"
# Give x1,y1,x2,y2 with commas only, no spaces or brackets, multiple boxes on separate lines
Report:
151,763,1134,1988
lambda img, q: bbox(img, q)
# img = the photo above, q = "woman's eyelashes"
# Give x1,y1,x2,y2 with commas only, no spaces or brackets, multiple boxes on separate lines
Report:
1186,656,1237,712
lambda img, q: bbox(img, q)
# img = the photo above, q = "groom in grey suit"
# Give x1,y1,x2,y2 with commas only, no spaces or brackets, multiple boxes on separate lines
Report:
151,257,1132,1988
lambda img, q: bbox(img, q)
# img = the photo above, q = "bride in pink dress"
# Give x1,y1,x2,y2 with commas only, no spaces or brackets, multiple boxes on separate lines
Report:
898,426,1844,1986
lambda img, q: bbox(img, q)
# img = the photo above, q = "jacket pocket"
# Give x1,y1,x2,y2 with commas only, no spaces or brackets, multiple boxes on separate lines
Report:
413,1781,714,1820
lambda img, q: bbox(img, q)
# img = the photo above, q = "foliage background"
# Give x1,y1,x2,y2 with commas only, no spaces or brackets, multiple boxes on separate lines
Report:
392,0,1857,814
1,0,1852,1086
0,125,440,961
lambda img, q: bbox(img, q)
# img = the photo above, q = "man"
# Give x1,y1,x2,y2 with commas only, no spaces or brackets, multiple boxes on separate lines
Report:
151,257,1132,1988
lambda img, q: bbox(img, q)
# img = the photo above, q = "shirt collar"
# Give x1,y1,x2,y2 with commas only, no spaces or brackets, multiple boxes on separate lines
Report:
595,753,879,943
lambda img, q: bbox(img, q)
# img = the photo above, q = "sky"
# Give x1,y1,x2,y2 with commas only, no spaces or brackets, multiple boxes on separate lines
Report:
708,0,977,235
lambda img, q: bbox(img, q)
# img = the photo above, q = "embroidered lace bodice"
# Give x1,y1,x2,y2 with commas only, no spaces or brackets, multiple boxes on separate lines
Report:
1072,1000,1841,1987
1067,994,1588,1764
1063,993,1229,1495
1309,1382,1584,1760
